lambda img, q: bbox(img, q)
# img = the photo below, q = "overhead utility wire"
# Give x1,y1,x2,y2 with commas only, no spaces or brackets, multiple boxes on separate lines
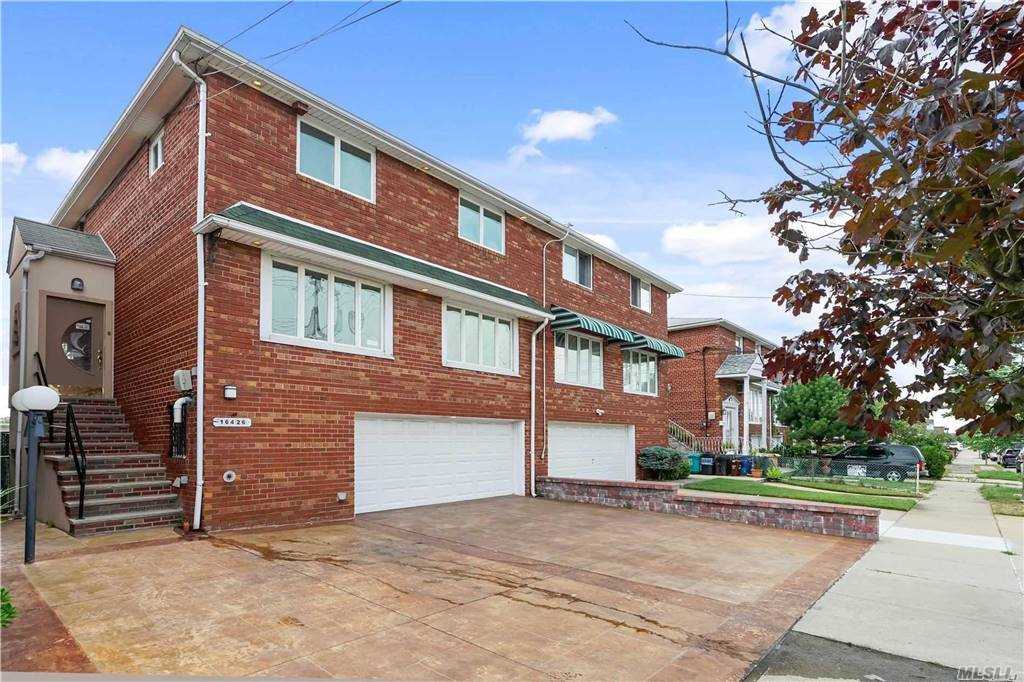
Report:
195,0,296,64
193,0,402,107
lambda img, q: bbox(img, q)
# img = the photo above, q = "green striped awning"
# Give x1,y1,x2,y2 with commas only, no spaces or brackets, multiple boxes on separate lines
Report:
623,333,686,358
550,306,634,343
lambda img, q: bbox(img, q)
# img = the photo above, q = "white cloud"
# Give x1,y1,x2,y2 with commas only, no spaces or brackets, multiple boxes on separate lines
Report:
583,232,620,253
661,215,788,266
1,142,28,175
509,106,617,163
727,1,838,76
33,147,95,181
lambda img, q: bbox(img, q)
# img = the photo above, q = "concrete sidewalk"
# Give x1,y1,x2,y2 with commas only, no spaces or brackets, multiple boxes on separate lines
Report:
789,454,1023,674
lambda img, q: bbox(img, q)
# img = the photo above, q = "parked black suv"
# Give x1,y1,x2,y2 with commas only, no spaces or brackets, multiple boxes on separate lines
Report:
827,443,926,482
1000,447,1022,470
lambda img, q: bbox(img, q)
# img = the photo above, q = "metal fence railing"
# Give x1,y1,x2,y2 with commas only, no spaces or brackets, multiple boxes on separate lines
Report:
777,455,922,494
1,430,14,515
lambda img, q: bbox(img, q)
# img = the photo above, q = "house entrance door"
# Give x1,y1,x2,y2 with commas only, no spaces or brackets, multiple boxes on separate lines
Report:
722,397,740,451
45,297,105,397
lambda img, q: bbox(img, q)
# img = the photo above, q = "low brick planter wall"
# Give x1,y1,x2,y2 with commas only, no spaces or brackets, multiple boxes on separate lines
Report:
536,477,879,541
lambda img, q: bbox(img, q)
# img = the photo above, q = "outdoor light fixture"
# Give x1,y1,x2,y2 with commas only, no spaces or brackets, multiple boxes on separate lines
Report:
70,277,84,292
223,385,238,400
12,385,60,564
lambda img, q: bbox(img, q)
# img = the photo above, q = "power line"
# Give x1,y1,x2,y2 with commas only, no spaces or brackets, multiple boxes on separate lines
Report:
677,292,774,300
196,0,296,64
196,0,403,106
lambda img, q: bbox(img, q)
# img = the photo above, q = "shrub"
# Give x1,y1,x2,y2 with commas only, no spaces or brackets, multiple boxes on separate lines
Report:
1,588,16,628
765,466,783,481
920,445,948,479
639,446,689,480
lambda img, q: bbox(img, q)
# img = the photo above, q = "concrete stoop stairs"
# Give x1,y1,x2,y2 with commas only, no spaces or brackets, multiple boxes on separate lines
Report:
44,398,182,536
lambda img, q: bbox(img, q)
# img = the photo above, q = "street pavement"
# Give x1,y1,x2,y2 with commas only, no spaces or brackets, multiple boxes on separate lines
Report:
753,449,1023,679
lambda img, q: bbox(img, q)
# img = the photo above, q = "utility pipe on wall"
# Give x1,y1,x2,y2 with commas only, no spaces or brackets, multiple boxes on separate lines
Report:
529,318,550,497
537,227,570,469
171,50,208,530
13,249,46,512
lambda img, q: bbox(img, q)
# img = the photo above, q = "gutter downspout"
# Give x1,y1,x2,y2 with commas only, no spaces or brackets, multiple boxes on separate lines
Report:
14,249,46,513
172,50,208,530
529,318,549,497
536,227,570,479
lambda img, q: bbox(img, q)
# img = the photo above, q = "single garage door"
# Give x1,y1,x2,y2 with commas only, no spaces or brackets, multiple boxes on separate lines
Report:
548,421,635,481
355,414,523,513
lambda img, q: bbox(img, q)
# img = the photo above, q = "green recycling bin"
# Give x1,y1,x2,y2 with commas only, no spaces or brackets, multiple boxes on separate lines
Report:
688,453,701,473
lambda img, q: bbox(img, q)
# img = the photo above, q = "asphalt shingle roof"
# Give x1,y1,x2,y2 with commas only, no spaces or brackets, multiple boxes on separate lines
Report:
715,353,759,377
13,217,115,262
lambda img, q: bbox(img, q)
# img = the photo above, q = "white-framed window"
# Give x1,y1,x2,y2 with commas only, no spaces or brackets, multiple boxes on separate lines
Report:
149,129,164,176
296,117,375,202
630,276,651,312
735,333,744,352
458,195,505,254
554,330,603,388
623,349,658,396
259,252,392,358
442,302,517,375
563,245,593,289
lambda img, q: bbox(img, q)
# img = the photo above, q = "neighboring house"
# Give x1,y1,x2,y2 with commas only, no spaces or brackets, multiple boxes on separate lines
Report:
666,317,785,454
7,27,685,533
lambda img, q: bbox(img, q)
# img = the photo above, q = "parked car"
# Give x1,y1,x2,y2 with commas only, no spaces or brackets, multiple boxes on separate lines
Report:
827,443,926,482
999,447,1022,470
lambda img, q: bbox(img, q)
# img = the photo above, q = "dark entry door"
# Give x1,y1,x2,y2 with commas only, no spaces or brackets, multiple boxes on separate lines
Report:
46,297,105,397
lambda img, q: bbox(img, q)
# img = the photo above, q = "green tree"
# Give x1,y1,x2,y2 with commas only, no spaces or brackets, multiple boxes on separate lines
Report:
775,377,866,452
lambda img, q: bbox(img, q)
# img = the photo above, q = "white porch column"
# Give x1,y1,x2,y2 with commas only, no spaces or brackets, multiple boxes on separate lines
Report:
742,375,750,454
761,380,769,449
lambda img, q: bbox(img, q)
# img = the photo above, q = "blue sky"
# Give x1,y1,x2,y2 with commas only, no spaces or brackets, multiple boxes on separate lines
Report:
3,1,944,421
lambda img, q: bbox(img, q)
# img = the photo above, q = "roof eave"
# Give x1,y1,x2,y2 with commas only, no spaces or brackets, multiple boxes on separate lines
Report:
669,318,778,349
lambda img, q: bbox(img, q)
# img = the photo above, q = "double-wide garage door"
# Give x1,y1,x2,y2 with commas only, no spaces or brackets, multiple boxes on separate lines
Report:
548,421,635,482
355,414,522,513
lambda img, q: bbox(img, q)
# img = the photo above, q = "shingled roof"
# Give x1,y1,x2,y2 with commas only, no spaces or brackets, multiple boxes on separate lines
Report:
9,217,115,271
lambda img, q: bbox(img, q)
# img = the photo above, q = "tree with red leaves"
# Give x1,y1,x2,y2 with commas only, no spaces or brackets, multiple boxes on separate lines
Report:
631,1,1023,436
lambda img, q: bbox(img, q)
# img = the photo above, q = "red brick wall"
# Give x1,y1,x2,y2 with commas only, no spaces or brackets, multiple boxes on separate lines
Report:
193,76,670,528
81,87,201,515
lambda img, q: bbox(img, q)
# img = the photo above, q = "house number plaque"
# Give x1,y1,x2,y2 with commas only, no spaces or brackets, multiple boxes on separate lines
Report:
212,417,252,428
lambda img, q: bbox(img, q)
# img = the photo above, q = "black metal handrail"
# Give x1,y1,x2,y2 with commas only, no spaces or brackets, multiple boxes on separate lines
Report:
64,405,88,520
33,352,54,441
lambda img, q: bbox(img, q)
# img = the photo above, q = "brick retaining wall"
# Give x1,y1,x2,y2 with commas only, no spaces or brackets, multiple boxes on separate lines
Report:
536,477,879,541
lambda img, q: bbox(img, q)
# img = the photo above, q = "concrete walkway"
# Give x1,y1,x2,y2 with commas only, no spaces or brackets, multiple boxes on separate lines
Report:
790,451,1023,674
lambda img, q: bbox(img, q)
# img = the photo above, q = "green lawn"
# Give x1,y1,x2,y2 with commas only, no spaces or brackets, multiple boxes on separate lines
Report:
782,477,928,498
683,478,918,511
975,469,1023,482
980,485,1024,517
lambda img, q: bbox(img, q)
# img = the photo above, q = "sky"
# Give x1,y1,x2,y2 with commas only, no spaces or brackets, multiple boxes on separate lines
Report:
0,1,961,428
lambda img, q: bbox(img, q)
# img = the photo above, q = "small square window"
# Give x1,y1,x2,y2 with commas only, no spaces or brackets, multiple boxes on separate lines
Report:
563,245,592,288
457,196,505,254
630,276,651,312
149,129,164,176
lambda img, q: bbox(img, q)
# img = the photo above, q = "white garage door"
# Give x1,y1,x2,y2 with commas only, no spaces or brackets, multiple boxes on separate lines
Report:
355,414,523,513
548,421,635,481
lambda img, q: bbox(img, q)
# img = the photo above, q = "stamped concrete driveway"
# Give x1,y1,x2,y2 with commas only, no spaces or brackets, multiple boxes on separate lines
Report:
6,497,869,680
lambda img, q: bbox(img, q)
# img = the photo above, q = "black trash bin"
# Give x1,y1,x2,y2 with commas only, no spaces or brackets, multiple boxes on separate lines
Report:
713,456,730,476
700,456,714,475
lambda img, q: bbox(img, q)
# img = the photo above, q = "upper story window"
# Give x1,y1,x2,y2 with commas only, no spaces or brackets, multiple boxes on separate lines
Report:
554,330,603,389
630,276,651,312
443,303,516,375
563,245,592,289
623,350,657,396
261,253,391,358
297,119,374,202
458,196,504,254
735,333,744,352
148,129,164,176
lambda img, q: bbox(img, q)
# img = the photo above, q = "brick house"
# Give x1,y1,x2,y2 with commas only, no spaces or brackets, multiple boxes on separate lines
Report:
665,317,785,454
7,27,686,534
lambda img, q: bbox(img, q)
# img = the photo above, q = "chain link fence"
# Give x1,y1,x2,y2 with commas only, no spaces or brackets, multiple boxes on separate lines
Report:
777,454,922,493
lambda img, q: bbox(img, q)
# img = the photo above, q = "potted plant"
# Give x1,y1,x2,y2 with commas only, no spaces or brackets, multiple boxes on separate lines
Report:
751,455,767,479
